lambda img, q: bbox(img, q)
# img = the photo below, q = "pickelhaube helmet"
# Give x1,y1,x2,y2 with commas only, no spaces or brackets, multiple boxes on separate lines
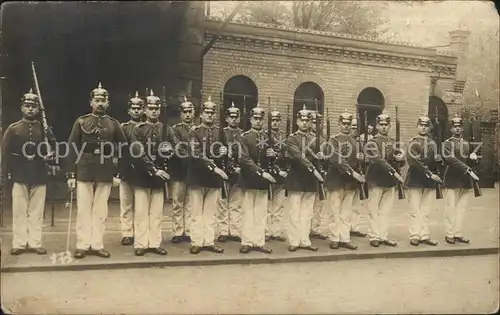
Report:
180,96,194,112
270,108,281,120
250,102,265,118
128,91,144,107
21,88,40,106
202,95,217,112
146,89,161,106
296,105,311,119
451,113,463,126
226,102,240,118
90,82,108,100
311,111,322,123
377,112,391,124
339,109,353,124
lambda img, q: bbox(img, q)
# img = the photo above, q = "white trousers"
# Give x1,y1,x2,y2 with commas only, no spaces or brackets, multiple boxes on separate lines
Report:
133,187,164,249
310,193,329,236
328,186,356,243
76,181,112,250
216,183,243,237
188,186,219,247
241,189,268,247
367,186,396,241
408,188,434,241
351,197,366,233
444,188,471,238
266,184,286,237
11,183,46,248
286,191,315,247
119,180,134,238
171,180,191,237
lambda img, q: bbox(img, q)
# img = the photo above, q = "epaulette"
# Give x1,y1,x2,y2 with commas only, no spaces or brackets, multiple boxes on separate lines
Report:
190,125,201,131
105,115,119,124
135,122,146,128
77,113,91,124
241,130,251,136
173,122,182,129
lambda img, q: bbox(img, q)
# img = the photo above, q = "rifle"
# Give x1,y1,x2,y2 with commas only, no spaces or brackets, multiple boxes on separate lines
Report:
242,95,248,131
314,99,327,201
467,119,482,197
433,112,444,199
218,91,229,199
266,97,274,200
395,106,406,199
356,107,368,201
284,104,291,197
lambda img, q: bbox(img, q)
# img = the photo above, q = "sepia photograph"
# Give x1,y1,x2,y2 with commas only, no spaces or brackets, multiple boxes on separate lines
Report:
0,1,499,314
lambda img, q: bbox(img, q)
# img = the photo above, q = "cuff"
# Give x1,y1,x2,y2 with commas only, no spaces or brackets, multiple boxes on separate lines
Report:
66,172,76,180
256,169,264,177
207,162,217,172
308,165,316,173
425,171,433,179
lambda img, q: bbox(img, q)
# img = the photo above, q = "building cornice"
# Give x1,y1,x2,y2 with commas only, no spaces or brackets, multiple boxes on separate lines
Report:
204,17,458,77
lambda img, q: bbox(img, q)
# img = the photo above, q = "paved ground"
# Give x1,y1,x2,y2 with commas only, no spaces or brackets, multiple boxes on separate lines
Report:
1,255,498,314
1,186,498,272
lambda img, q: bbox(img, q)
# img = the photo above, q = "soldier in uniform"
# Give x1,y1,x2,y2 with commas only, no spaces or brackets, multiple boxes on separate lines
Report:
129,90,176,256
170,97,195,243
309,111,329,240
349,119,368,238
442,114,480,244
325,111,366,250
66,82,127,259
265,108,288,242
186,96,228,254
216,102,243,243
118,91,144,246
405,115,443,246
2,89,56,255
238,104,279,253
364,113,405,247
284,106,324,252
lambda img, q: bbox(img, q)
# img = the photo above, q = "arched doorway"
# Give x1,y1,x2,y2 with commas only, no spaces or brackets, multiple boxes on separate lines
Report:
356,87,385,135
292,82,324,132
428,96,449,140
223,75,258,130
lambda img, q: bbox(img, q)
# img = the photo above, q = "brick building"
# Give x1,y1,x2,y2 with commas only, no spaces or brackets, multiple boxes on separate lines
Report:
202,16,470,142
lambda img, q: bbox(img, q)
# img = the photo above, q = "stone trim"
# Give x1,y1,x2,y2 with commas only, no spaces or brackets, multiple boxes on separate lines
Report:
213,67,262,95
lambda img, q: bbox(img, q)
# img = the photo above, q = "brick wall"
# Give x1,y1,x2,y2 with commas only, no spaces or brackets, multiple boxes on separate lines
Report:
203,47,433,143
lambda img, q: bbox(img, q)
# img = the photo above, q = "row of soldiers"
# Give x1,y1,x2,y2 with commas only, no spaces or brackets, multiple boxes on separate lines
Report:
2,83,481,258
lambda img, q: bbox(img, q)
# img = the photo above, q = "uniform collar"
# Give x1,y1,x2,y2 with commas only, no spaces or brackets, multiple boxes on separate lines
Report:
297,130,309,136
91,113,107,118
21,118,38,123
145,120,160,125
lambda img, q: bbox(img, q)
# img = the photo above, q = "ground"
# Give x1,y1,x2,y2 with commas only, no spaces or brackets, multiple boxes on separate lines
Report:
2,255,499,314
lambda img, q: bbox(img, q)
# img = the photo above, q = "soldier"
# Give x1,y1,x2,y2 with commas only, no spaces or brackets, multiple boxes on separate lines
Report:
364,113,405,247
265,108,288,242
405,115,443,246
66,82,127,259
186,96,228,254
216,102,243,243
284,106,324,252
309,111,329,240
170,97,195,243
325,111,366,250
129,90,176,256
349,119,368,238
2,89,56,255
442,115,480,244
118,91,144,246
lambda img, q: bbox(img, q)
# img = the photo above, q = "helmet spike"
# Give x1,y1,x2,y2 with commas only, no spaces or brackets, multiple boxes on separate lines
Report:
98,82,102,89
135,91,139,98
29,88,33,94
207,95,212,102
150,89,154,96
231,101,235,107
183,95,188,102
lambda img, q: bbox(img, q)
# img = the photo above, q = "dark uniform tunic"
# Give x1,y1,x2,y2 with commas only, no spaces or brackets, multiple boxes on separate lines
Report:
119,120,140,181
130,121,177,189
325,133,358,190
224,126,243,185
405,135,439,188
186,124,224,188
285,130,319,193
442,136,472,189
365,134,405,187
238,129,271,190
2,119,53,185
66,113,127,182
170,122,192,182
270,129,288,185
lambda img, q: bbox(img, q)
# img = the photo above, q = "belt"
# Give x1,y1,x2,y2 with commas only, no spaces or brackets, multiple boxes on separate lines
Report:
81,143,113,155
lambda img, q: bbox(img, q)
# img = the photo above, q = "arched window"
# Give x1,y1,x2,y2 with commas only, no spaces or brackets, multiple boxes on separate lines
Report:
356,87,385,135
223,75,258,130
292,82,324,132
428,96,449,140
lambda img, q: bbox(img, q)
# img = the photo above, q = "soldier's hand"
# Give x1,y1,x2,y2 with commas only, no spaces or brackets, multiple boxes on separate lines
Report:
434,154,443,163
112,176,121,187
467,169,479,181
317,152,325,160
262,172,276,183
393,172,404,183
469,152,478,161
67,179,76,190
430,173,442,183
352,171,365,183
279,171,288,178
357,153,364,161
214,167,228,180
394,153,404,162
313,169,324,183
266,148,276,157
233,167,241,174
155,169,170,181
219,145,228,156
